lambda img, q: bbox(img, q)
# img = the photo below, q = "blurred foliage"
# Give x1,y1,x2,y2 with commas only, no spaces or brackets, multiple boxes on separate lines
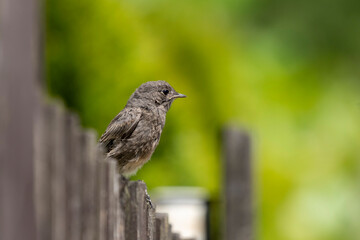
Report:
45,0,360,239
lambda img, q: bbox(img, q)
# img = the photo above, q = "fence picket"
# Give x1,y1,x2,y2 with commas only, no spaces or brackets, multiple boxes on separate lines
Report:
223,127,253,240
34,103,53,240
98,158,109,240
171,233,180,240
155,213,170,240
125,181,147,239
80,130,97,240
49,104,67,240
119,176,129,240
107,159,118,240
65,114,82,240
146,195,155,240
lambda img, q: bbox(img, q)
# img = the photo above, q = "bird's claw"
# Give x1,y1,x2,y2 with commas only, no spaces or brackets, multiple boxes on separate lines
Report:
145,189,154,209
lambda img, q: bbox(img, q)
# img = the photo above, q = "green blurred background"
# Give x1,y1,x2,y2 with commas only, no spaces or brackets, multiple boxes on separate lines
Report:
45,0,360,239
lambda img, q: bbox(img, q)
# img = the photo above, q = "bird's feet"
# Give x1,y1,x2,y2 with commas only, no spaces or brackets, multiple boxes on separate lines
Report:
145,189,154,209
120,174,129,183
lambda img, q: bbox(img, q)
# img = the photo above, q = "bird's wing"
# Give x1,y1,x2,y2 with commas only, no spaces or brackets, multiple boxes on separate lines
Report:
99,108,142,152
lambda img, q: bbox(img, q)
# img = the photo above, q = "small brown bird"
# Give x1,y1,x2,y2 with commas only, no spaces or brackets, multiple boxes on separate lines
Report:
99,81,186,177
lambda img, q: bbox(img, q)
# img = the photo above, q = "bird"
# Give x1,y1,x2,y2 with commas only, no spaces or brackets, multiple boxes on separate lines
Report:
99,80,186,177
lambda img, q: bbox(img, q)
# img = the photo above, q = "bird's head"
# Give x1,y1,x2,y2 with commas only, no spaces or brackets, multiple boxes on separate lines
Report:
126,80,186,112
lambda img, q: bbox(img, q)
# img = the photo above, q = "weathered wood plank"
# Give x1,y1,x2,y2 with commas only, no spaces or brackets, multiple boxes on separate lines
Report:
223,127,253,240
112,167,123,240
80,130,97,240
107,159,118,240
119,176,130,240
171,233,180,240
126,181,148,240
155,213,170,240
168,224,173,240
50,104,67,240
34,103,53,240
98,158,109,240
64,113,82,240
94,148,105,240
0,0,40,238
146,194,155,240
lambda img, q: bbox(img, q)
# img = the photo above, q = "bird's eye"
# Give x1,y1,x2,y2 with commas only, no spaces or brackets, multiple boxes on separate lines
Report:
162,89,169,95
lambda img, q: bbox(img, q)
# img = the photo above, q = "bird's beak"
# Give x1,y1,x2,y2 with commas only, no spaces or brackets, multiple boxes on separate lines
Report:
171,93,187,99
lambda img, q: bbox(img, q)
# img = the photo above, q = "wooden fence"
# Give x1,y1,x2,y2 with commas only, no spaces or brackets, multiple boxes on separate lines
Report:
0,0,254,238
33,101,192,240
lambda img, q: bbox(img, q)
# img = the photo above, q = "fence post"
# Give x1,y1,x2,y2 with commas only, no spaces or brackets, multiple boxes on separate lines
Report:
146,194,156,240
223,127,253,240
119,176,130,240
65,113,82,240
107,159,119,240
98,158,109,240
155,213,170,240
34,102,53,240
80,130,98,240
172,233,180,240
0,0,40,238
126,181,150,239
49,104,68,240
94,148,105,239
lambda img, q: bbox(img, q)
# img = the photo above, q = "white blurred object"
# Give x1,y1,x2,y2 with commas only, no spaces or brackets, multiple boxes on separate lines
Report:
151,187,209,240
